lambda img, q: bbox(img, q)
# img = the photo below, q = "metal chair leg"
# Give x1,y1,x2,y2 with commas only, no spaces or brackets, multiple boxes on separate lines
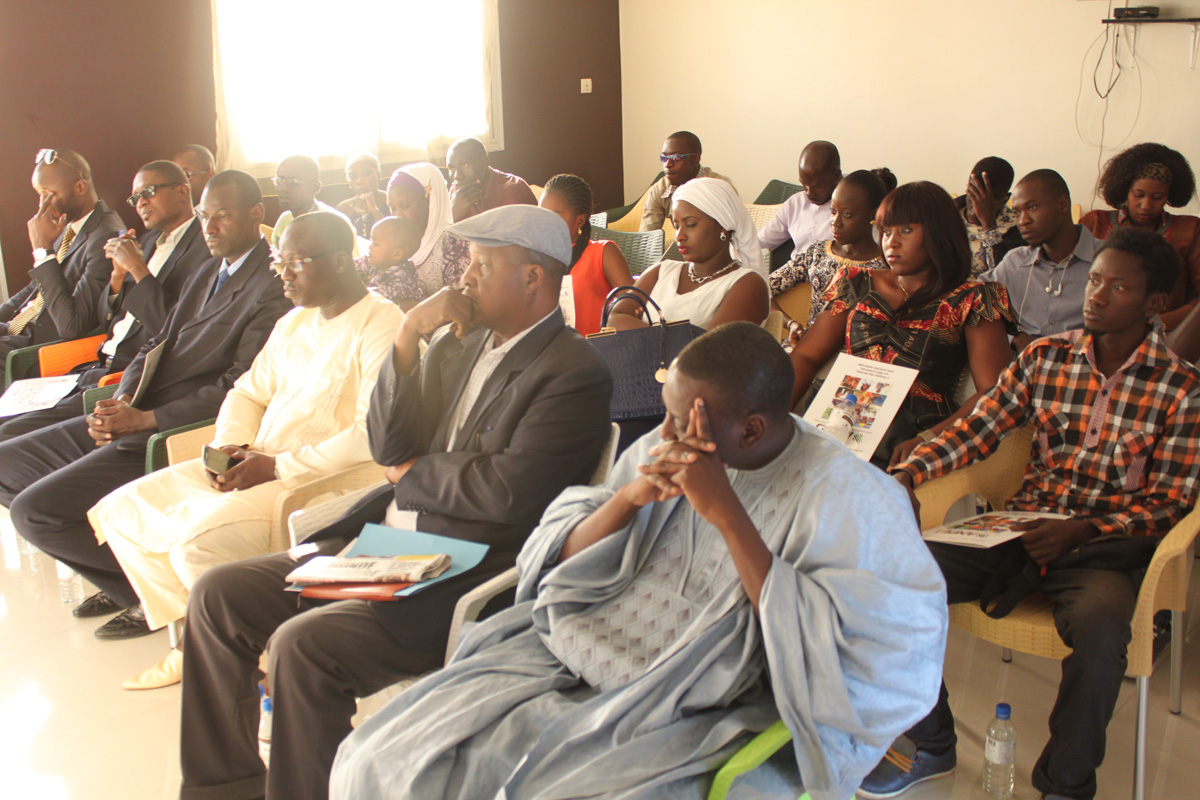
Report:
1134,675,1148,800
167,620,182,650
1171,609,1184,715
1001,647,1012,663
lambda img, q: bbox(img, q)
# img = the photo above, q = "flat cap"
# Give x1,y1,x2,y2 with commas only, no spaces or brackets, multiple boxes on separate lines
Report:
445,205,572,268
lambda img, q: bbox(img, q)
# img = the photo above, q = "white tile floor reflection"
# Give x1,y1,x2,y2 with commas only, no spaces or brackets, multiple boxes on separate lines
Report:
1,516,1199,799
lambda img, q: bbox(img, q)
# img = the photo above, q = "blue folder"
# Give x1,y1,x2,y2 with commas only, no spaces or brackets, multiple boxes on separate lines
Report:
332,523,490,597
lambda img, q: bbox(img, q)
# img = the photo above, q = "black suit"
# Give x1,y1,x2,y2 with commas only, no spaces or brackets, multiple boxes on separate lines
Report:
0,237,290,607
0,216,210,441
179,310,613,800
0,199,126,362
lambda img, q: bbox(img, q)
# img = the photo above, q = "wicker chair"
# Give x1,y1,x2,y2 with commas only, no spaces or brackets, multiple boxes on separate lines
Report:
590,226,664,275
774,284,812,331
708,424,1195,800
607,184,656,232
753,180,803,206
745,203,781,232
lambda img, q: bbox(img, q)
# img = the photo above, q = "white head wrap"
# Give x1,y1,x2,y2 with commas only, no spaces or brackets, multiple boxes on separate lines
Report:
672,177,764,276
388,162,452,266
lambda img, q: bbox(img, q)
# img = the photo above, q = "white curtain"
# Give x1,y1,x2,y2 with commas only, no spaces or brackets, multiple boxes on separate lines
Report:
210,0,501,176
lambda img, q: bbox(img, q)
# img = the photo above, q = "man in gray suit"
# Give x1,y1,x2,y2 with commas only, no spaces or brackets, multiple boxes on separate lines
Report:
0,170,291,638
178,205,613,800
0,148,125,366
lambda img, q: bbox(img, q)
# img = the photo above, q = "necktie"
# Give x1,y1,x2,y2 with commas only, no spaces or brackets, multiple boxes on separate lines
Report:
9,227,76,335
208,264,231,303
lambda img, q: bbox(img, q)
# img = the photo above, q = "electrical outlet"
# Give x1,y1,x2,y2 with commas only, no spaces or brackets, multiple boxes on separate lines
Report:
580,78,592,94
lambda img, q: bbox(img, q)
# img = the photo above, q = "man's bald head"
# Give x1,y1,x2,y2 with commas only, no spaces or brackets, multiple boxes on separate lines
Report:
798,141,842,205
174,144,216,200
277,155,320,182
32,148,97,221
278,212,364,313
274,155,322,214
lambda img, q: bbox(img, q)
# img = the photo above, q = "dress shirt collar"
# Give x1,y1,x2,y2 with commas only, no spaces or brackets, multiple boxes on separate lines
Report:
157,212,195,248
221,236,261,277
1032,225,1097,267
1070,319,1172,374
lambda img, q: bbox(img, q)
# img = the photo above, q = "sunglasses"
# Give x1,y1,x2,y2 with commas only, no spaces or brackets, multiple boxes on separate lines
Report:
659,153,698,165
128,183,185,207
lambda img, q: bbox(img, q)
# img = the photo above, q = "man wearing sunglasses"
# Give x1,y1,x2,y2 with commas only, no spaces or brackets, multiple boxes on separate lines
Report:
0,160,209,441
268,155,357,256
639,131,732,232
0,148,125,368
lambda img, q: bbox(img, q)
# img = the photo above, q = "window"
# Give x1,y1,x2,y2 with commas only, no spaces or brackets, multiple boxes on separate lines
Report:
211,0,502,176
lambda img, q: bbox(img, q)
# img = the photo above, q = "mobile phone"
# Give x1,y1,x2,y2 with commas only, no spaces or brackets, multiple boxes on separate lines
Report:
202,444,236,475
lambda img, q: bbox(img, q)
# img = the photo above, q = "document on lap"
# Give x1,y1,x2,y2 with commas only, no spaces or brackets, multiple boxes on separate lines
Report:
922,511,1071,548
0,375,80,417
285,524,489,599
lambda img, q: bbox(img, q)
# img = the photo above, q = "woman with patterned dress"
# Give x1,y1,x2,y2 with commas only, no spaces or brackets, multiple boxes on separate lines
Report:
770,169,892,333
789,182,1015,465
1080,142,1200,330
538,174,634,336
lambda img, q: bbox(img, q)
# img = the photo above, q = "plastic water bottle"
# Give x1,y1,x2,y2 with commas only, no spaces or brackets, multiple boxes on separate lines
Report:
56,561,84,604
982,702,1016,798
258,686,273,767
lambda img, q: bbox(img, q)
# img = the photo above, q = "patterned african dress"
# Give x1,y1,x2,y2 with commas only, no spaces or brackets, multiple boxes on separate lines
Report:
1080,208,1200,311
821,265,1014,448
768,239,886,326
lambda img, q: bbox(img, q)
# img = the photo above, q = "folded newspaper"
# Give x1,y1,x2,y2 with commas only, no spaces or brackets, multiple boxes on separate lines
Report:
285,554,451,585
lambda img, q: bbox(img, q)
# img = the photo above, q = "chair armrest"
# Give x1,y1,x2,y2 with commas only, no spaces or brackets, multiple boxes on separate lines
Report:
144,418,216,473
81,384,119,414
1127,505,1200,677
445,567,519,664
912,425,1034,527
165,424,217,467
270,462,387,553
38,334,107,377
98,371,123,387
287,480,387,548
705,720,795,800
5,341,61,387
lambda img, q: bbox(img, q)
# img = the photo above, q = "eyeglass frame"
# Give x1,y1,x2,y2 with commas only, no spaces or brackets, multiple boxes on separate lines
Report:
270,251,336,276
659,153,699,165
127,182,185,207
272,176,317,188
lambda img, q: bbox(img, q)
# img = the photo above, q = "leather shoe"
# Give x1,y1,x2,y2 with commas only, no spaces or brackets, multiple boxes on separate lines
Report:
123,649,182,690
94,605,153,640
73,591,122,618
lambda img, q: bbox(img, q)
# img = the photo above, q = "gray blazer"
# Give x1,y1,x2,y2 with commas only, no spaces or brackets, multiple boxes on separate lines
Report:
305,309,613,642
113,237,291,451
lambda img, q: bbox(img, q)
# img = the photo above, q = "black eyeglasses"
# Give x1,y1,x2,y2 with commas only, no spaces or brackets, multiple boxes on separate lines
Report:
128,183,185,207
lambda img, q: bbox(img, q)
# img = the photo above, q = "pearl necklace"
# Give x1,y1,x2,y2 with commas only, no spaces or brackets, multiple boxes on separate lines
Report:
688,259,740,285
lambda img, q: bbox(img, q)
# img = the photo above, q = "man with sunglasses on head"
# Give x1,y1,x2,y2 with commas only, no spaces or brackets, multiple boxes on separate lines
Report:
639,130,733,232
0,160,210,440
0,148,125,367
268,155,357,256
0,169,290,640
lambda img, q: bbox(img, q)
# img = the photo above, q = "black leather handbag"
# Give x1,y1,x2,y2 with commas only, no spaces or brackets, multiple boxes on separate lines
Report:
586,286,705,420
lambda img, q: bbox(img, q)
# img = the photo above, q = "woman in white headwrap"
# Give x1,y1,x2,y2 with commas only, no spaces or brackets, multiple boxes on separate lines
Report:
608,177,768,330
355,162,472,306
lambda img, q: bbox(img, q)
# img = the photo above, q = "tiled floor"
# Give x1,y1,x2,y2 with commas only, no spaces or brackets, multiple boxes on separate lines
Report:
2,517,1198,799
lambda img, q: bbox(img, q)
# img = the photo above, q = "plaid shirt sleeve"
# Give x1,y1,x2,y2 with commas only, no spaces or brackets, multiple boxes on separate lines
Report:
1091,387,1200,536
895,350,1035,487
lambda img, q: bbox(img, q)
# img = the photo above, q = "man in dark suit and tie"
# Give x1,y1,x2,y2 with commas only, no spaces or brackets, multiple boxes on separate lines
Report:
0,160,210,440
178,205,613,800
0,148,126,368
0,169,291,638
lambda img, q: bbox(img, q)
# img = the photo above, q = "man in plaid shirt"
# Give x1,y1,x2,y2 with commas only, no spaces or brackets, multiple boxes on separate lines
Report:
859,226,1200,800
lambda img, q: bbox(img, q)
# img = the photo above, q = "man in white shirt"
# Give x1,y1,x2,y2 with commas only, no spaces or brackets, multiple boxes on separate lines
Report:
269,155,358,254
758,140,843,258
639,131,733,231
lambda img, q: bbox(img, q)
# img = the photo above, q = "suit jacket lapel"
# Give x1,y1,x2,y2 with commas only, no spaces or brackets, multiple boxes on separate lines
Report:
430,328,490,450
62,200,112,261
451,310,566,452
180,237,269,333
155,217,203,286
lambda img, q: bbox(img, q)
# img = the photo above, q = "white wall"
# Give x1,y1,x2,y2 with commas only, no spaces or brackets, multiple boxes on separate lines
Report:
620,0,1200,216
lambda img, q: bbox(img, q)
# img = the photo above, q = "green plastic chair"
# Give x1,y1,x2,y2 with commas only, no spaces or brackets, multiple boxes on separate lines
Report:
753,180,804,206
80,383,119,412
706,721,809,800
4,340,63,387
144,418,217,473
590,226,665,276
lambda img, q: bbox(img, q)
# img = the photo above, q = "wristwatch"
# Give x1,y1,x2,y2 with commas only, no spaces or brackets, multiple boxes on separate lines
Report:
32,247,50,261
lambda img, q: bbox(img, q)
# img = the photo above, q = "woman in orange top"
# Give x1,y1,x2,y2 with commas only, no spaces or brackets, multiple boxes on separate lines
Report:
1080,142,1200,329
539,174,634,335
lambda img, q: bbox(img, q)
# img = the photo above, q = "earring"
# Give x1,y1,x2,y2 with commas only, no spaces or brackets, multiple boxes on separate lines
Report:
719,232,728,241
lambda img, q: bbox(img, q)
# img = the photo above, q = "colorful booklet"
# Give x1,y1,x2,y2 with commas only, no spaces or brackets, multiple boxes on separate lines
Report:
921,511,1070,548
286,524,489,599
802,353,919,460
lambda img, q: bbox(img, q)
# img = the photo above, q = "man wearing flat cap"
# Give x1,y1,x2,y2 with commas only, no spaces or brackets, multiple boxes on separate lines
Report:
177,205,613,800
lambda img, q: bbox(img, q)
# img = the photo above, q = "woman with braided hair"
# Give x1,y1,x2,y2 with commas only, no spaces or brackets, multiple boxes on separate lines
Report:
1081,142,1200,328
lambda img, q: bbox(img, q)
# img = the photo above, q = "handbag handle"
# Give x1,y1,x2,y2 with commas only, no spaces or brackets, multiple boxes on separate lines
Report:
600,285,667,329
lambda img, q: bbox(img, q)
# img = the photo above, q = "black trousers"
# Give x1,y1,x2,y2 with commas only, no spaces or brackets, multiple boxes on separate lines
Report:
179,542,454,800
0,415,145,606
907,540,1137,800
0,391,86,441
